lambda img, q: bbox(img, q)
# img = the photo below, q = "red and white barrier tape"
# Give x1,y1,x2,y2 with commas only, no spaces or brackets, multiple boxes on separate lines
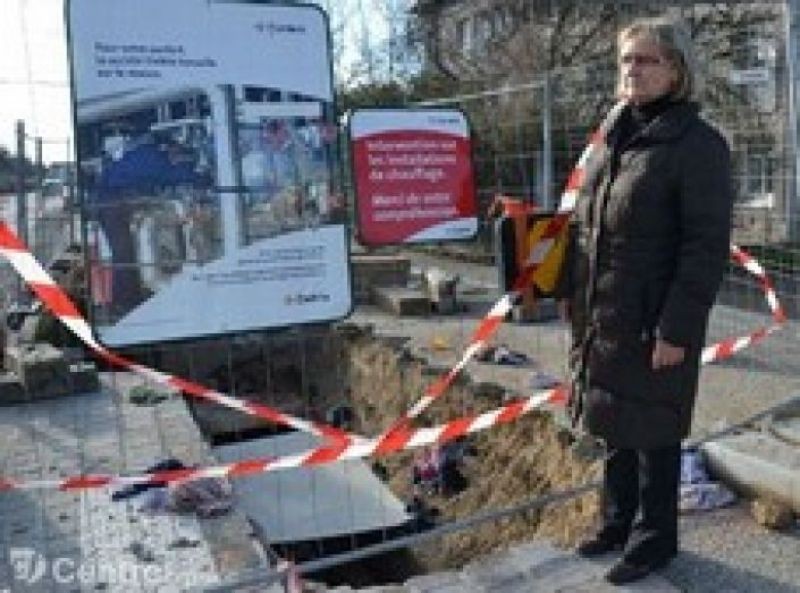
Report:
0,101,786,492
700,244,787,364
0,222,352,446
0,386,567,492
376,101,785,442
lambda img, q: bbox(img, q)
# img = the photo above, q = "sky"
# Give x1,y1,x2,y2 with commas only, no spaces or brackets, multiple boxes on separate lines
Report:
0,0,396,164
1,0,72,163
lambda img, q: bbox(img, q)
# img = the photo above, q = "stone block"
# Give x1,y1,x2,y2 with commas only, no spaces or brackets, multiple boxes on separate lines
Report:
17,313,41,344
5,343,71,399
512,298,558,323
373,286,431,317
703,433,800,513
752,497,796,530
423,268,460,315
0,372,27,405
352,255,411,304
69,362,100,394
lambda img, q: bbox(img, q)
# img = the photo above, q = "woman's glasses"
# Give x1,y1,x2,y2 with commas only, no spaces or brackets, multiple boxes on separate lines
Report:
619,53,668,67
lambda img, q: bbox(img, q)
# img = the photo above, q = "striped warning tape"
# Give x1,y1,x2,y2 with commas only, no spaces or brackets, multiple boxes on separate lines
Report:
0,222,353,447
700,245,787,364
0,386,567,492
0,101,786,492
374,100,786,444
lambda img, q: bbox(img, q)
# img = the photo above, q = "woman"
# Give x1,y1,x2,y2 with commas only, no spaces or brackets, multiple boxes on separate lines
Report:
559,17,733,585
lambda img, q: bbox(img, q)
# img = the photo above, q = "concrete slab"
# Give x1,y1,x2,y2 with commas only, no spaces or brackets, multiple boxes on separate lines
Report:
702,430,800,512
352,255,411,305
214,432,411,544
373,286,431,317
769,416,800,446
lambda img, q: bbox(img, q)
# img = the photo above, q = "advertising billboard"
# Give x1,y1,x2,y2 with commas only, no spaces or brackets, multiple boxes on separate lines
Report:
350,108,477,246
68,0,351,347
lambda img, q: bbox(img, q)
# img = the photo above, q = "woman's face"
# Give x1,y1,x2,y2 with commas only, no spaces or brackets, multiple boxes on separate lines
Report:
618,34,678,105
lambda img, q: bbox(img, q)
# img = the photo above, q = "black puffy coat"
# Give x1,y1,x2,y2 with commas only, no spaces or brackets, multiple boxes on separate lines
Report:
563,101,733,449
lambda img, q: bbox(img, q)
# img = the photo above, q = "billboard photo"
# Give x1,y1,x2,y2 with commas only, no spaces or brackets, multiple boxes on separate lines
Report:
68,0,351,347
349,108,478,246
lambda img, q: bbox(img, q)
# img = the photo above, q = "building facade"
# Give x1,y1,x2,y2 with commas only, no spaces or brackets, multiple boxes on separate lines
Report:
411,0,796,244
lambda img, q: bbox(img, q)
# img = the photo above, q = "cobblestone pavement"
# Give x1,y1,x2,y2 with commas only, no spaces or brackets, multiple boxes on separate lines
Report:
0,373,266,592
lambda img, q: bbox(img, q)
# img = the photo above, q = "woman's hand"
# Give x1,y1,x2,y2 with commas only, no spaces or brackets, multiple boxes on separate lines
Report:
652,339,685,370
557,299,571,322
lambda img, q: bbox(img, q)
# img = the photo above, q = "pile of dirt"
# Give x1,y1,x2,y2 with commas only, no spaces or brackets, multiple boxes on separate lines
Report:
344,333,601,571
165,323,601,571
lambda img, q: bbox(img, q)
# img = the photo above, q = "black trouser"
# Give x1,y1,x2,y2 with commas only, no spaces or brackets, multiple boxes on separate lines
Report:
599,444,681,566
97,201,142,313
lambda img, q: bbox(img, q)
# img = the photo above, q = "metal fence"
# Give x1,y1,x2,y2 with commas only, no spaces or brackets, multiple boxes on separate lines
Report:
0,2,799,591
408,1,798,245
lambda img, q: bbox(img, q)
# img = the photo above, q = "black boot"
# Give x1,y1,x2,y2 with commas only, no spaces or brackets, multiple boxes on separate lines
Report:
576,534,625,558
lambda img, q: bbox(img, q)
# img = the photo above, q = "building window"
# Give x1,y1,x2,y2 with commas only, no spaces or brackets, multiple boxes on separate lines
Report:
493,6,512,35
743,150,775,207
474,12,492,51
456,17,473,53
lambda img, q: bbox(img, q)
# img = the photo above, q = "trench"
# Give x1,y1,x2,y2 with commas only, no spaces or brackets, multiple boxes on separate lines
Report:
154,323,600,586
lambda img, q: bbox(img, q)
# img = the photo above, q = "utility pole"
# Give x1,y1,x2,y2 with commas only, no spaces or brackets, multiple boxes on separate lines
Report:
14,120,28,303
786,0,799,241
34,136,42,261
66,137,76,245
542,72,553,211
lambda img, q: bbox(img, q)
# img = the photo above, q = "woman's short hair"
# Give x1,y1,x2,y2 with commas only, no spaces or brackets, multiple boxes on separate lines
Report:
617,17,695,101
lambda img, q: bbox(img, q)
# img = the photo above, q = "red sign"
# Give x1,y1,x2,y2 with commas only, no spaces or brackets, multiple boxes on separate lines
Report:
350,109,477,246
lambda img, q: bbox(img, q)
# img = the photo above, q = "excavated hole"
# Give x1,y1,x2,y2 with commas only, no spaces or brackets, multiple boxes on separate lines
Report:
166,325,601,585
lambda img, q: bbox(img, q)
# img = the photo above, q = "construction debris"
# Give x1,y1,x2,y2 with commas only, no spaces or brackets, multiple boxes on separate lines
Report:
751,497,796,531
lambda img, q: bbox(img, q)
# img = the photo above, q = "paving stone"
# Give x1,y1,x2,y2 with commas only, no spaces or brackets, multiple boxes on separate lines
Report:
0,371,26,404
405,571,471,592
505,541,565,574
523,554,603,590
0,380,268,592
6,343,71,399
462,550,529,589
554,573,679,592
68,362,100,394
